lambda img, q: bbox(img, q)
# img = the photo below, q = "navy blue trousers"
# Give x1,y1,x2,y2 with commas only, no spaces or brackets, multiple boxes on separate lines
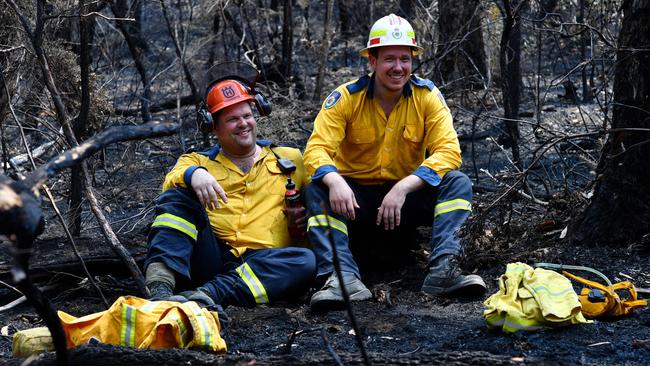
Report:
305,171,473,278
145,188,316,307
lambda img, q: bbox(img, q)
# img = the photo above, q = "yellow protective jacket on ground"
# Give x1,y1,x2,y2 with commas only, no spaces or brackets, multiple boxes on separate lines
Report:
484,263,591,332
58,296,226,352
163,144,308,256
304,74,461,185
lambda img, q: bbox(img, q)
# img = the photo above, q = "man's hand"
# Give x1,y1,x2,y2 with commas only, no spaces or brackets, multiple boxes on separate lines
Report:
323,172,359,220
285,206,307,234
376,175,425,230
191,168,228,210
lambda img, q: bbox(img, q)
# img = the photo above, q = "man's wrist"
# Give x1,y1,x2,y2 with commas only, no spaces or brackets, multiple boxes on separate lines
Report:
322,172,342,188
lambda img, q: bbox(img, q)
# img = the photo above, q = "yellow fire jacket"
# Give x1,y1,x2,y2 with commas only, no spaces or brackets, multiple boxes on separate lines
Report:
304,74,461,186
163,143,308,256
58,296,226,352
484,263,591,332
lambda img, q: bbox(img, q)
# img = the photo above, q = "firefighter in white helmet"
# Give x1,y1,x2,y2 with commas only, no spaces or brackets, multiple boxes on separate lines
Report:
304,14,486,312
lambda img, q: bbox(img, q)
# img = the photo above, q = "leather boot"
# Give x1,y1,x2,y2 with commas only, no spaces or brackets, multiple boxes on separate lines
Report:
310,271,372,312
421,255,486,297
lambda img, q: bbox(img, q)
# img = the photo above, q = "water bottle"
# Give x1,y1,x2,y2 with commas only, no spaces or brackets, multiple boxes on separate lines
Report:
284,177,304,239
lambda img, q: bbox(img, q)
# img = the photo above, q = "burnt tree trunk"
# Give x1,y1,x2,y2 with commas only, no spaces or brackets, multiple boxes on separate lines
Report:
68,0,96,236
573,0,650,246
578,0,593,102
281,0,293,77
499,0,526,168
313,0,334,101
436,0,487,87
111,0,152,122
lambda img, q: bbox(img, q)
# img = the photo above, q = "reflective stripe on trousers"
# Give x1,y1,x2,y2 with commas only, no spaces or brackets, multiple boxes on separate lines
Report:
236,262,269,304
307,214,348,236
151,213,198,241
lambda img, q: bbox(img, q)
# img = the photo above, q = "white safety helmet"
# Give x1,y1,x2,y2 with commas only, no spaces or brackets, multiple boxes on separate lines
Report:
359,13,423,57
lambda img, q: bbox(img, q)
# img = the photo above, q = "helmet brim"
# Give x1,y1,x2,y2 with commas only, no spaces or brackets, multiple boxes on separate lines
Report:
359,45,424,58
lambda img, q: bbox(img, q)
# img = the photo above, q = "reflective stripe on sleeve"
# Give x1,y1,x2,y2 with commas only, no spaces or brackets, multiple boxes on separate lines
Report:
236,262,269,304
307,215,348,236
434,199,472,217
151,213,198,241
120,304,136,347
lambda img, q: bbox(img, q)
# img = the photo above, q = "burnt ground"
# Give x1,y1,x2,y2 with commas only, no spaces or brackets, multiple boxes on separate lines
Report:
1,98,650,365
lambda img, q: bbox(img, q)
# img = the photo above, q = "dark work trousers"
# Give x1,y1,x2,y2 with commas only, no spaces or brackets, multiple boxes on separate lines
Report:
305,171,473,279
145,188,316,307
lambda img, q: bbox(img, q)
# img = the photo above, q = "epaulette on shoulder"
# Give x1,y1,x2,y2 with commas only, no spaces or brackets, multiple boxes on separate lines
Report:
196,145,221,160
410,76,435,91
345,75,371,94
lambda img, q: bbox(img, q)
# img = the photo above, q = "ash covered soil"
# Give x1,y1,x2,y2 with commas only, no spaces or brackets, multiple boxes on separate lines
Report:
1,99,649,365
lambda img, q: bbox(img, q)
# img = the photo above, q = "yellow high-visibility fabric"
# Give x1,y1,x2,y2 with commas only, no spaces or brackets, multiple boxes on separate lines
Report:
483,262,591,333
163,146,308,256
57,296,226,353
304,76,461,184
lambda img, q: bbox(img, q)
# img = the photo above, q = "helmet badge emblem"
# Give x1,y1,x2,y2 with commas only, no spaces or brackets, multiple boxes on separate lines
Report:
392,29,402,39
221,86,236,99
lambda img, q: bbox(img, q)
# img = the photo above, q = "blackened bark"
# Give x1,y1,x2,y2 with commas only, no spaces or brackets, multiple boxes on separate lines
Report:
573,0,650,246
69,0,97,236
578,0,593,102
111,0,152,122
313,0,334,101
398,0,415,19
160,0,199,103
281,0,293,77
436,0,487,87
499,0,526,167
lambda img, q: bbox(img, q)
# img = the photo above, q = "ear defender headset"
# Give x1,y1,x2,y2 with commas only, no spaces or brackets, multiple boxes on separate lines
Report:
197,78,272,133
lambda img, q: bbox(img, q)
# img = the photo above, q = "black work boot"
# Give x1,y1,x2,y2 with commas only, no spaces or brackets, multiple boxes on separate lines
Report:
148,281,174,300
421,255,486,297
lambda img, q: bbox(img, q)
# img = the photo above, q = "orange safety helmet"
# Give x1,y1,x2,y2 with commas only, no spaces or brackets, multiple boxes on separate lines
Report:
205,79,254,114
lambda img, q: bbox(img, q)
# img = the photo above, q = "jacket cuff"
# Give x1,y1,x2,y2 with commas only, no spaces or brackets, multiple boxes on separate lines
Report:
184,166,207,187
311,165,338,182
413,166,441,187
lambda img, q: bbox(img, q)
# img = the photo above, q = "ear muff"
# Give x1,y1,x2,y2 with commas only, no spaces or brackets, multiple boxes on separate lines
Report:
197,101,214,133
253,92,272,116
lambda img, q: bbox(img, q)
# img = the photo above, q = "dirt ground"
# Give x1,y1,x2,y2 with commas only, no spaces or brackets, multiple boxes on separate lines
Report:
1,97,649,365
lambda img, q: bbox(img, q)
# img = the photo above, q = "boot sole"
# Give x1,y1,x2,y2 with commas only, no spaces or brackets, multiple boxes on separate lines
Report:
421,278,486,298
310,289,372,313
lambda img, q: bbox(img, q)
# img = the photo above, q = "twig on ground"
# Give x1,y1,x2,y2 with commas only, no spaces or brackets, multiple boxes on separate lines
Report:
283,326,321,354
0,296,27,312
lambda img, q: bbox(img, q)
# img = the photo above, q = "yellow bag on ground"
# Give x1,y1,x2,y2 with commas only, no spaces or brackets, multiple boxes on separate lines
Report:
12,327,54,357
13,296,226,357
58,296,226,352
484,262,591,332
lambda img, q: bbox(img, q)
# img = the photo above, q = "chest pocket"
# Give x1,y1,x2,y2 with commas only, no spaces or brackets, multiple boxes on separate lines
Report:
210,164,229,181
347,128,376,144
403,123,424,143
264,161,288,196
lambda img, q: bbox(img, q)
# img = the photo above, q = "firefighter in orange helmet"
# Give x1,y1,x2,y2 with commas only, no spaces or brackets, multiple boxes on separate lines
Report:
144,63,315,309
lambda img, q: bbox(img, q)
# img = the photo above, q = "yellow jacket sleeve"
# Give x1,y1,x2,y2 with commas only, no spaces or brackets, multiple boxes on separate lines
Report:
419,87,462,178
303,86,349,178
162,153,205,191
